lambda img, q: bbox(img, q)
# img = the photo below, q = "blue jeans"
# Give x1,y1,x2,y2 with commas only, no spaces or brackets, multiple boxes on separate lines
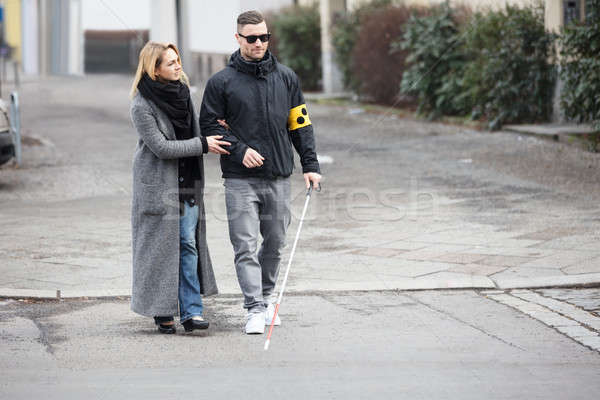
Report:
179,201,203,322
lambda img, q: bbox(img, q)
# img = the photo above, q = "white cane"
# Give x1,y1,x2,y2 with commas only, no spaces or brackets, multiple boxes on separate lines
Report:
264,182,319,351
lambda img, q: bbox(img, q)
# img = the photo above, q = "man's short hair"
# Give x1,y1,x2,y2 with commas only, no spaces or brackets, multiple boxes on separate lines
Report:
237,10,265,31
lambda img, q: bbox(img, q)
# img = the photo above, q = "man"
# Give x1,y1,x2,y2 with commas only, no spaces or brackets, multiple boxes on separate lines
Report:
200,10,322,334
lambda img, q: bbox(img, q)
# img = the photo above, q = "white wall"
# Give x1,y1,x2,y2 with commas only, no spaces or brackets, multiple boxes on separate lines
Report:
69,0,84,75
82,0,151,30
187,0,240,54
150,0,177,43
187,0,294,54
22,0,39,74
243,0,295,12
81,0,294,53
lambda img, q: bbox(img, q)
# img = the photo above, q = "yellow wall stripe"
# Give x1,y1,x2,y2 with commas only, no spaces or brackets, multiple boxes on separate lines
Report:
4,0,22,63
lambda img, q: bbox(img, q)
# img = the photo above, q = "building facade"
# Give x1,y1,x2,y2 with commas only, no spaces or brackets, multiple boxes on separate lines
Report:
3,0,589,91
9,0,84,76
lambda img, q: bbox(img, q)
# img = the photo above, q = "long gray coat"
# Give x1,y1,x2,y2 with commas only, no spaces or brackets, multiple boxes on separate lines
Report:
130,92,218,318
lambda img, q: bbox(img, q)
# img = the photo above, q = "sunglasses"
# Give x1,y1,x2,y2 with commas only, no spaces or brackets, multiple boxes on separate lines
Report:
238,33,271,43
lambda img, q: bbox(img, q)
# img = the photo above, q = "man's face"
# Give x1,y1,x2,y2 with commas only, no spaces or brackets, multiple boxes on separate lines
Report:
236,21,269,61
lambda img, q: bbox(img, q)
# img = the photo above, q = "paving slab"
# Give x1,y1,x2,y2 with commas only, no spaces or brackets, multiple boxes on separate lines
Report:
579,335,600,351
555,325,599,338
478,254,538,267
484,288,600,353
520,250,599,270
493,273,600,289
491,266,566,281
446,263,508,276
462,246,557,258
1,75,600,298
562,256,600,275
539,288,600,315
511,290,600,330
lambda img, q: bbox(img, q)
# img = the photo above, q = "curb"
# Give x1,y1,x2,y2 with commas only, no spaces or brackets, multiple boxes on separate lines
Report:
2,274,599,301
503,124,595,143
491,273,600,290
0,288,131,300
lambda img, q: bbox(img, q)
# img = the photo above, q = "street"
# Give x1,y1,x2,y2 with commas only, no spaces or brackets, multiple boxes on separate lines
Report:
0,74,599,398
1,290,600,399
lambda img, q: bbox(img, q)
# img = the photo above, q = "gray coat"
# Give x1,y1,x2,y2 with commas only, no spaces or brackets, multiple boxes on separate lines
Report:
130,92,218,318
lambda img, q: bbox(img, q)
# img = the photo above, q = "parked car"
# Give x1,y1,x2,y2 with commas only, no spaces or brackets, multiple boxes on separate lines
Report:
0,99,15,166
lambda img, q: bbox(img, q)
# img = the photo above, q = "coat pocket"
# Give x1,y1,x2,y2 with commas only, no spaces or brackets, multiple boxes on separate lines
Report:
139,183,167,216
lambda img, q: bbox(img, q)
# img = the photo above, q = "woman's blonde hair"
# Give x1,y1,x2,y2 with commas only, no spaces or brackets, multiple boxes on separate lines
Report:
130,41,190,98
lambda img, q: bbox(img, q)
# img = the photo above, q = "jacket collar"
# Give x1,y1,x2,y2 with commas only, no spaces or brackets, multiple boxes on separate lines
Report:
229,49,276,78
135,93,200,140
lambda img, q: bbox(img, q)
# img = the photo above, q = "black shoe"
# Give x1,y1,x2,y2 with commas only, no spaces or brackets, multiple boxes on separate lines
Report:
154,316,176,334
182,317,209,332
157,323,176,334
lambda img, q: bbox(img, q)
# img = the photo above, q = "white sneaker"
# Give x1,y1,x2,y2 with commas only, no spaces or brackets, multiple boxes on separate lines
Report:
265,303,281,326
245,311,266,334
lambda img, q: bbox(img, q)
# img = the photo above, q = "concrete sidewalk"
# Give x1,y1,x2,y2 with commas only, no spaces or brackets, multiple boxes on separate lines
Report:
1,75,599,299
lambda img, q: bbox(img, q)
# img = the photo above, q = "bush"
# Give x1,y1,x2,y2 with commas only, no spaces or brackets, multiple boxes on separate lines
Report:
330,12,359,92
559,0,600,149
264,13,281,60
331,0,391,93
462,5,557,130
395,4,470,118
332,2,556,128
351,4,424,105
268,5,322,91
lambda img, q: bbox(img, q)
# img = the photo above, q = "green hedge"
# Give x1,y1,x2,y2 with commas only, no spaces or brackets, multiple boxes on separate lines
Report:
331,0,392,93
334,2,558,130
462,5,556,130
395,4,469,119
397,4,556,129
559,0,600,150
352,4,422,105
269,5,321,91
331,1,424,105
268,1,596,138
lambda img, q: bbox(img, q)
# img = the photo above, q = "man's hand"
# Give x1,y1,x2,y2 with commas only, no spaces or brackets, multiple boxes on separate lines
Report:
206,135,231,155
303,172,322,189
217,119,230,130
243,148,265,168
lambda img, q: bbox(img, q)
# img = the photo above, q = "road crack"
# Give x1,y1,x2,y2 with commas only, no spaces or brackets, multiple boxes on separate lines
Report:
404,292,526,351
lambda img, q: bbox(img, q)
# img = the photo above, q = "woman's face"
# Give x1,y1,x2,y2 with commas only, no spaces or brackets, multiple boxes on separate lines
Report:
155,48,182,82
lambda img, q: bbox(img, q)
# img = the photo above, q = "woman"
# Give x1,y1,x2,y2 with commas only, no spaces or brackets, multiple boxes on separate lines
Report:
129,41,230,334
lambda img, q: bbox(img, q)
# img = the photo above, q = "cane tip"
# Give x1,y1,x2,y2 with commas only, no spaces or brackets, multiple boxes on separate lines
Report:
264,340,270,351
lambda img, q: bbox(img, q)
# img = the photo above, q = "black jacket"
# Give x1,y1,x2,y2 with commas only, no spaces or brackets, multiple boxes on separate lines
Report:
200,50,320,179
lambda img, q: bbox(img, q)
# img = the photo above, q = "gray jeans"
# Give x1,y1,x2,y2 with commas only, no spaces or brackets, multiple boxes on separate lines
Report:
224,177,291,312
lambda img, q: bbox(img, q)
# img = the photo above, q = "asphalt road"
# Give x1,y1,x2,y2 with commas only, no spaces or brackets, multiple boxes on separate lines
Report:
1,291,600,399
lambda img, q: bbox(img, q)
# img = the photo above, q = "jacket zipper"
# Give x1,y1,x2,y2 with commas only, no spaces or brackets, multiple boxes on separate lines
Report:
262,72,273,176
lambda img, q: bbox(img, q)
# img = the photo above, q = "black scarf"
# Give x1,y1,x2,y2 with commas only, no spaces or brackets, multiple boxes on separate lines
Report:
137,73,193,140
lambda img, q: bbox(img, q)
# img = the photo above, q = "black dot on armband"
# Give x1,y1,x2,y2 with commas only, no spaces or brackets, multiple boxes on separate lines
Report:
297,116,305,124
301,108,307,115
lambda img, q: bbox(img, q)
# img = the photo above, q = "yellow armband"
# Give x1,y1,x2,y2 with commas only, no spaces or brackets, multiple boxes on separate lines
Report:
288,104,312,131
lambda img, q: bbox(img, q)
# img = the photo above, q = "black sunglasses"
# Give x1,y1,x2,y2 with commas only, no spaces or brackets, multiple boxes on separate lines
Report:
238,33,271,43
